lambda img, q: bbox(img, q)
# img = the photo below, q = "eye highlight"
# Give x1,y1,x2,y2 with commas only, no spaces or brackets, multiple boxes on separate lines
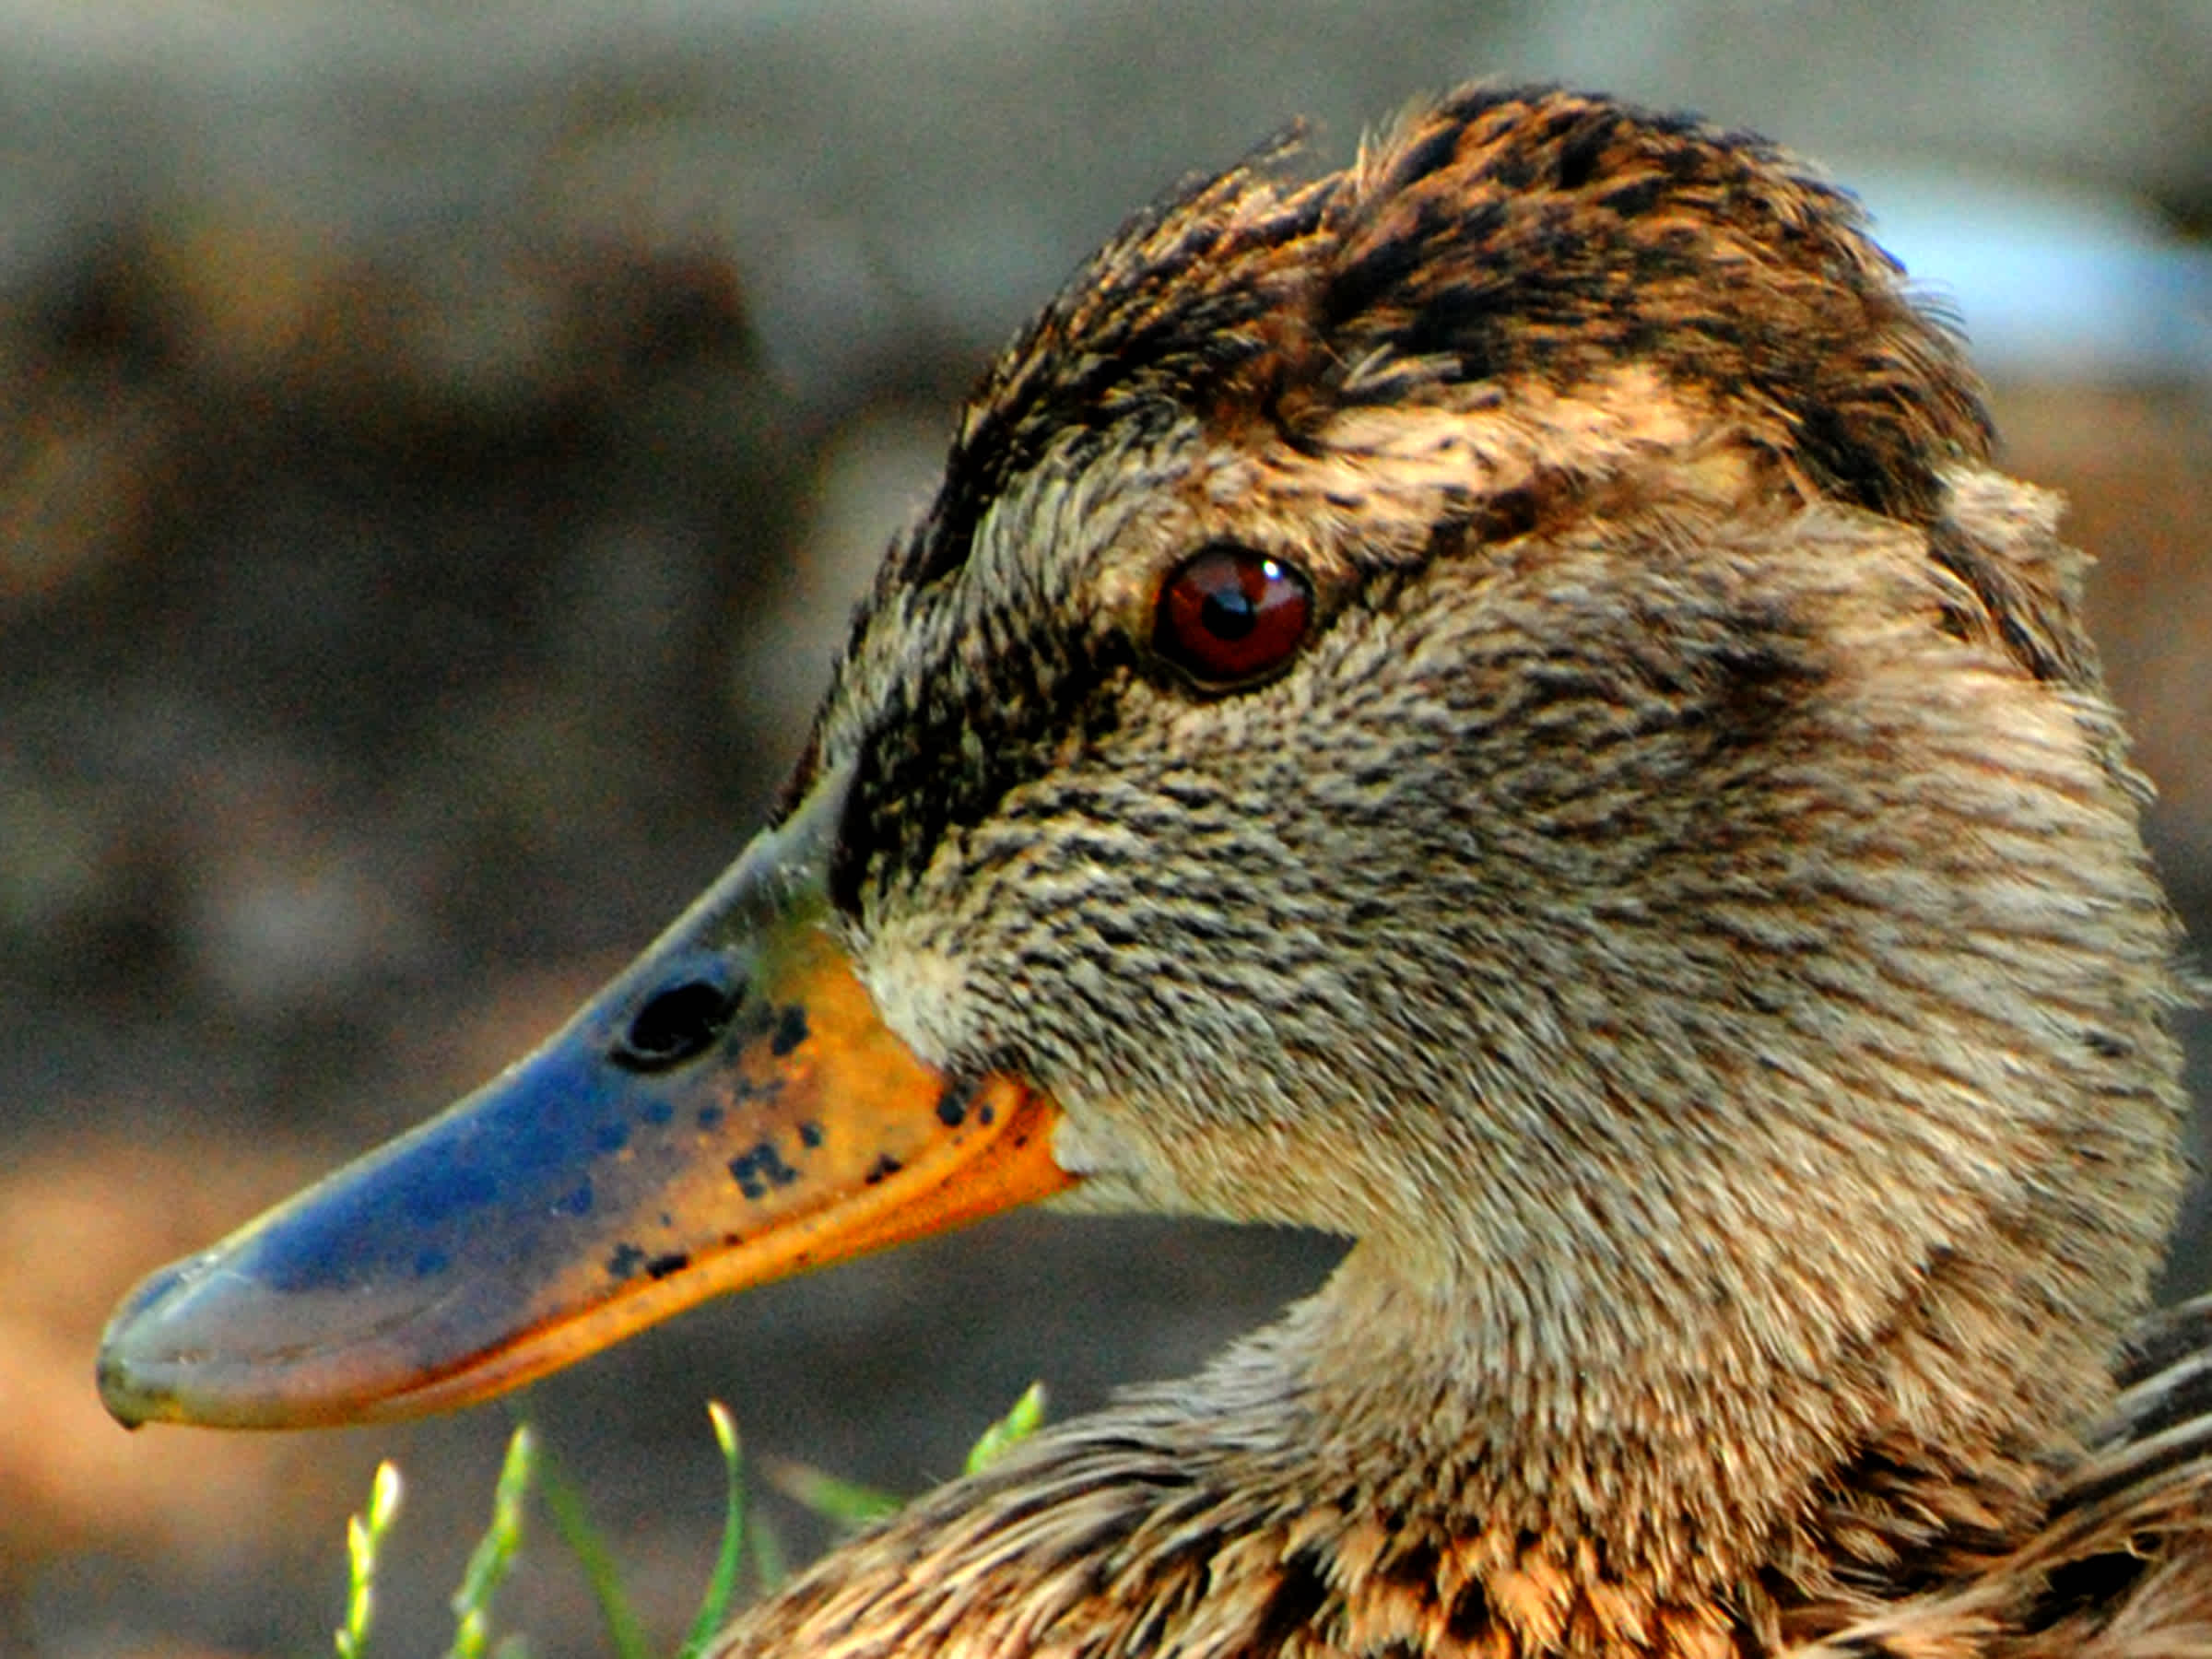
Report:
1153,545,1313,689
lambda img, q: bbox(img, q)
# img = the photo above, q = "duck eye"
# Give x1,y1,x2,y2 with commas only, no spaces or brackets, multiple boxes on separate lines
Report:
1154,545,1313,689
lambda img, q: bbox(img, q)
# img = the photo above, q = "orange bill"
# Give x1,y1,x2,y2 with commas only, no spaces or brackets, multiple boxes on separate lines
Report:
97,765,1075,1430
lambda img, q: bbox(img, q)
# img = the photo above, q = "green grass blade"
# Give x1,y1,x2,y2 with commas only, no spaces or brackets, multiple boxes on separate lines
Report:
963,1382,1047,1476
766,1458,903,1531
536,1451,653,1659
746,1509,788,1596
446,1424,537,1659
675,1402,747,1659
335,1461,404,1659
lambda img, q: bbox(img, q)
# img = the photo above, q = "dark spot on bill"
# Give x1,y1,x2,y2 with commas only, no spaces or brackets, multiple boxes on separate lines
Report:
936,1076,980,1128
729,1138,803,1199
771,1004,810,1056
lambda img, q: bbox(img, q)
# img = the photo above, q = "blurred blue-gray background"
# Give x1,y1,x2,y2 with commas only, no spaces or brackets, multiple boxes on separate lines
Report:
4,5,2208,1653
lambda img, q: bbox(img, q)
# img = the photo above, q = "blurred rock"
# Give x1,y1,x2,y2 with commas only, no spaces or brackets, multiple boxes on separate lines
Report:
1995,382,2212,899
4,3,2211,409
0,1138,341,1612
736,409,949,740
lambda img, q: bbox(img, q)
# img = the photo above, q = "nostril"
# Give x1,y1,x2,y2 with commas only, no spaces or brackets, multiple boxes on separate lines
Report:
612,975,744,1072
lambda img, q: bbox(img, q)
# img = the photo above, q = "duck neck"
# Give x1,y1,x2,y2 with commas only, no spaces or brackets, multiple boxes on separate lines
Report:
1268,1230,2084,1610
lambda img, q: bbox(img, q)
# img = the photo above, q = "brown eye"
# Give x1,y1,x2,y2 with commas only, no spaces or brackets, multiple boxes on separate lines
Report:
1154,545,1313,689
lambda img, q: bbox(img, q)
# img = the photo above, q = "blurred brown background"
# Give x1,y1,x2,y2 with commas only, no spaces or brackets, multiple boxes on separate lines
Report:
4,4,2210,1653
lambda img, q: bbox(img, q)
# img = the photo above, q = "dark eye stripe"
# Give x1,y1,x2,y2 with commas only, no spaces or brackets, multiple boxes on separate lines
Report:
829,624,1135,917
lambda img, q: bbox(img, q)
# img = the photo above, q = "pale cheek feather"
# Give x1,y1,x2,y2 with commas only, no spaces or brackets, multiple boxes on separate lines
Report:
853,924,974,1072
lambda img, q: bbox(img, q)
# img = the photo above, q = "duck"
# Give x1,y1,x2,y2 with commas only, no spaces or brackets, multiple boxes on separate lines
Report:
98,85,2212,1658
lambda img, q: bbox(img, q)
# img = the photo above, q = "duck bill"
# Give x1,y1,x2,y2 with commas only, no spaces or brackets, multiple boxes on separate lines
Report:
97,764,1074,1430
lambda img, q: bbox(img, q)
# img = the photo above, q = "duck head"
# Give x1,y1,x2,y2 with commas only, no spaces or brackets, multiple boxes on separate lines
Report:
101,91,2183,1559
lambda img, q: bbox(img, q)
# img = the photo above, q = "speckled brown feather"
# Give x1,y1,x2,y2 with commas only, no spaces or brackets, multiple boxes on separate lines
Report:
717,88,2203,1657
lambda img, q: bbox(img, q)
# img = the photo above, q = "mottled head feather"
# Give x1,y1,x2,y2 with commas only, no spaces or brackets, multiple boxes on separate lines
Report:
898,85,1991,597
